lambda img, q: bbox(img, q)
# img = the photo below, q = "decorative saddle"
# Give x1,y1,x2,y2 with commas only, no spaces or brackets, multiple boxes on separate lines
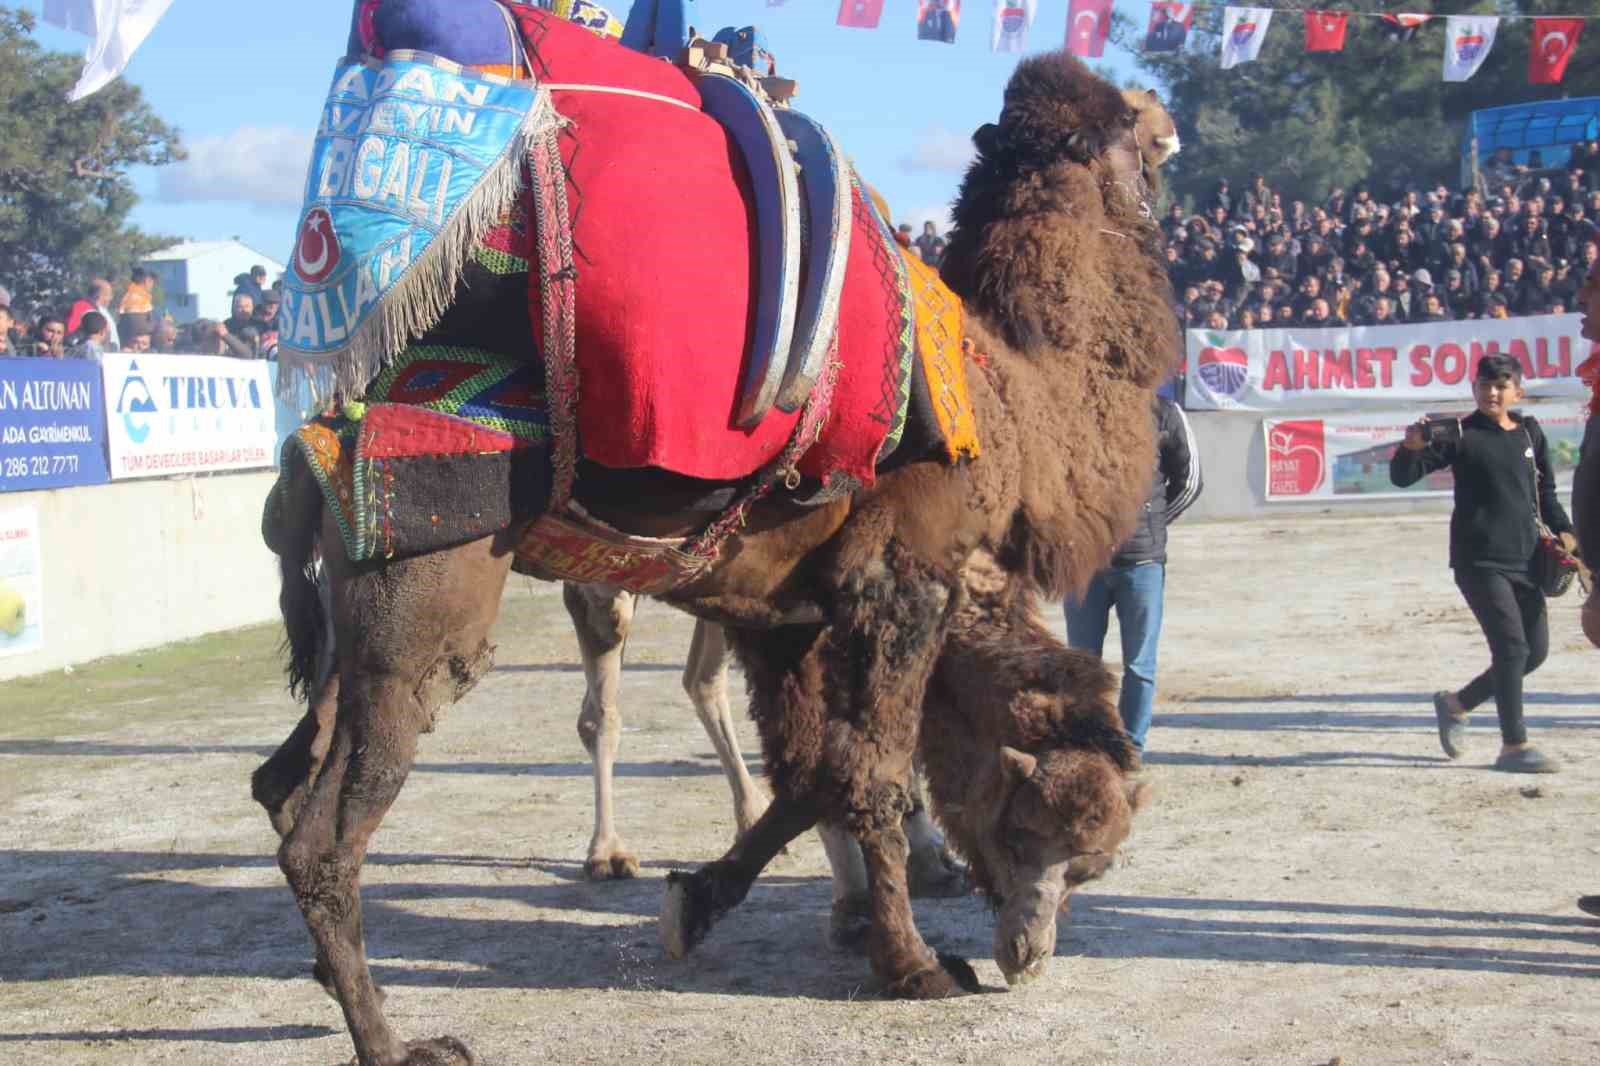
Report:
271,0,979,592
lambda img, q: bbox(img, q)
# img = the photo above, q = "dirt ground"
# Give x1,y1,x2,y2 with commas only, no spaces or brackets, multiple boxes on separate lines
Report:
2,512,1599,1066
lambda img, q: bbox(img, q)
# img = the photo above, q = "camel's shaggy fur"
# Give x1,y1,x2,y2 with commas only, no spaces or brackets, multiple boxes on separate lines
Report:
938,54,1177,597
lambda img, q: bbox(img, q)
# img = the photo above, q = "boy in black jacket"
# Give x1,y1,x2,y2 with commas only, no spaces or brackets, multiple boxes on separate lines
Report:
1391,354,1573,773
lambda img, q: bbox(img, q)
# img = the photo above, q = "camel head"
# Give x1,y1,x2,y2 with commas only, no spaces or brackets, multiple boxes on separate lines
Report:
941,51,1178,358
1123,87,1180,166
967,743,1150,986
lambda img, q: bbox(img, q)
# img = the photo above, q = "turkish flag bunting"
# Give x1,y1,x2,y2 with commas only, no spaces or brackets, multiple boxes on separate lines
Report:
1380,13,1431,43
837,0,884,29
1529,18,1583,84
1303,11,1348,53
1066,0,1112,58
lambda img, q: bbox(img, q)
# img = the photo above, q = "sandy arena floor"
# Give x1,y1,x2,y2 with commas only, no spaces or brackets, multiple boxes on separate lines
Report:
2,512,1598,1065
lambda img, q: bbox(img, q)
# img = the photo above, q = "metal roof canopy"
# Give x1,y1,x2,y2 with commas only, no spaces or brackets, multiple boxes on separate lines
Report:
1465,97,1600,168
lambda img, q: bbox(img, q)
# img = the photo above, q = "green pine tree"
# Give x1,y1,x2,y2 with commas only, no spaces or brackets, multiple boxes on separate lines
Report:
1121,1,1600,210
0,7,183,316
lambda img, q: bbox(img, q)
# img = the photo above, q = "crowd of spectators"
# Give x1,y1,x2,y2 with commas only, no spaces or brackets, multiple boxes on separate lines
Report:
1164,143,1600,332
0,265,282,362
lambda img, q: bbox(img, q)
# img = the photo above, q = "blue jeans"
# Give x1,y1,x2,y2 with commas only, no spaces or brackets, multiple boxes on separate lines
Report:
1064,562,1166,751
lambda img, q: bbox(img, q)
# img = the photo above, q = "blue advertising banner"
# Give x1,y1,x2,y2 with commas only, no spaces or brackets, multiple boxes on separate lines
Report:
0,358,111,493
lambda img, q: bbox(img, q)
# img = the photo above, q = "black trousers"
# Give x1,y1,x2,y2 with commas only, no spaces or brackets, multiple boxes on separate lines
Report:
1453,566,1548,746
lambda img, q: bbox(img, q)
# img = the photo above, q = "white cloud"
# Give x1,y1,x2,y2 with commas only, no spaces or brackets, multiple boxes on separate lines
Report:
897,126,975,175
156,126,315,208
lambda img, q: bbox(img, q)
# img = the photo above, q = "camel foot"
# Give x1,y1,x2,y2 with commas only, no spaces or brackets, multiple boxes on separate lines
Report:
584,852,640,881
396,1036,476,1065
659,872,700,959
828,894,872,952
882,954,981,999
313,959,384,1005
907,844,968,899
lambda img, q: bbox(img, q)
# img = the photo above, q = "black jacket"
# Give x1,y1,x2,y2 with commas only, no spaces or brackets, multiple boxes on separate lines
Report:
1111,397,1204,567
1390,411,1572,572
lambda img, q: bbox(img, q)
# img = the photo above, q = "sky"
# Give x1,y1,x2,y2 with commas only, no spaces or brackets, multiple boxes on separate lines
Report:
23,0,1146,266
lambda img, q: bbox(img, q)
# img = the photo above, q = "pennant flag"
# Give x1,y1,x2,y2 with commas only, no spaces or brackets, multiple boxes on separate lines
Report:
1443,15,1497,83
1220,7,1272,70
42,0,97,35
1380,13,1432,44
1066,0,1112,58
65,0,176,100
992,0,1037,54
837,0,884,29
918,0,960,43
1143,3,1192,54
1529,18,1583,85
1303,11,1348,53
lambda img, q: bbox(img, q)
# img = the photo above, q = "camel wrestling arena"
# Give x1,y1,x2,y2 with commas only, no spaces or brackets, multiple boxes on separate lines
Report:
2,511,1597,1065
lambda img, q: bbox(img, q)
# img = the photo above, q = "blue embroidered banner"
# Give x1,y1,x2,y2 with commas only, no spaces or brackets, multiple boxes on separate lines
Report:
0,357,111,493
279,53,547,374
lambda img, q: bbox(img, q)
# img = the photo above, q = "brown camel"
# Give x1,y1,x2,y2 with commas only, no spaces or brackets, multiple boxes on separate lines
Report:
256,50,1177,1064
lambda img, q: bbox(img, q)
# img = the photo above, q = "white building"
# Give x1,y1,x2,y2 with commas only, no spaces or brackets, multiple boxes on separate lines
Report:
141,240,286,324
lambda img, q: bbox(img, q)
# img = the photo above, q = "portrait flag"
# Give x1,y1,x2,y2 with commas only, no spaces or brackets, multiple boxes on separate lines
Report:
1303,11,1348,53
991,0,1037,54
837,0,885,29
1143,3,1193,54
1442,16,1497,83
64,0,176,100
1219,7,1273,70
917,0,961,43
1529,18,1583,85
1379,13,1432,44
1066,0,1112,58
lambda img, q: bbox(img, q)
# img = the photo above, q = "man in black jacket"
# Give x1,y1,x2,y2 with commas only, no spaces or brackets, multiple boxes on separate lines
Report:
1065,396,1203,756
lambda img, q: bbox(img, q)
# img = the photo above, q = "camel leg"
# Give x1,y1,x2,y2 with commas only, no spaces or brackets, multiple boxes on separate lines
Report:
659,790,819,959
683,621,769,838
818,821,871,949
278,531,509,1066
253,672,340,839
564,582,640,881
254,566,341,839
904,775,966,898
856,800,980,999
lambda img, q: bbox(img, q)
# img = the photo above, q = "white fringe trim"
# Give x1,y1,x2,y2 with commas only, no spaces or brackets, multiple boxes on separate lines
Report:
281,88,566,398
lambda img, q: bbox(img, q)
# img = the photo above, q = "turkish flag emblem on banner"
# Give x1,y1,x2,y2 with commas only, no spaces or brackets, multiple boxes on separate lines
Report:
1529,18,1583,84
837,0,884,29
1303,11,1348,53
1066,0,1112,57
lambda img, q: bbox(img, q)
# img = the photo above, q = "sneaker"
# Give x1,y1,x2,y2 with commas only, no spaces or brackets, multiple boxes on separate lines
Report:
1492,747,1560,774
1432,691,1468,759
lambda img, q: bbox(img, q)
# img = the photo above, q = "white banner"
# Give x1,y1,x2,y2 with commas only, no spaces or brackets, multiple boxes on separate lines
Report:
991,0,1037,53
102,353,276,479
1263,401,1586,502
1220,7,1272,69
1186,314,1595,411
0,505,43,658
1443,15,1498,82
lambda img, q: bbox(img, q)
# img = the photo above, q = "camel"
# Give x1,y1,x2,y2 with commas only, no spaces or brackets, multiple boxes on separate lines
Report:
255,13,1178,1059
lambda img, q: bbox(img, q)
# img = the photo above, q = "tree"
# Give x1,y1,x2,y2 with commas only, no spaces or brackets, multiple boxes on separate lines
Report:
0,7,182,317
1122,1,1600,211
